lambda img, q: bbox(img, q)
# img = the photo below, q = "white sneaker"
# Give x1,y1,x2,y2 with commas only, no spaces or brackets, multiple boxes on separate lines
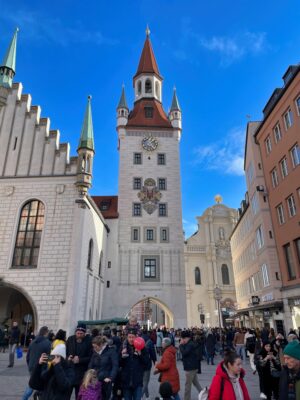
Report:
260,394,267,399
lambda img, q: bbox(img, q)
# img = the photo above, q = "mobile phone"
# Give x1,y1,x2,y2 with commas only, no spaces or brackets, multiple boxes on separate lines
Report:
46,355,55,361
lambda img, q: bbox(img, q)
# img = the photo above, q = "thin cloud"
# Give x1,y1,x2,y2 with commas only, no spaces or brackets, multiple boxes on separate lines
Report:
0,9,118,47
193,127,245,176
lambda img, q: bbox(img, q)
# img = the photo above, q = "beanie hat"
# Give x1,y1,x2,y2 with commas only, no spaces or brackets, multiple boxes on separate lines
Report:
76,323,86,333
159,382,173,398
283,340,300,360
51,343,66,359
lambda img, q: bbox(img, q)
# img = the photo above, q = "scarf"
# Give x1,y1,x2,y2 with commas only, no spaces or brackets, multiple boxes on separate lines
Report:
223,365,244,400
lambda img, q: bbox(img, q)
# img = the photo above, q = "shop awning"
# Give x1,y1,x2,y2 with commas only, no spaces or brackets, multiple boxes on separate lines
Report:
236,301,283,314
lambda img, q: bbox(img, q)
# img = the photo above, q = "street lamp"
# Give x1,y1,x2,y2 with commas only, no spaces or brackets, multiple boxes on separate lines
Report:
213,286,223,329
198,303,205,325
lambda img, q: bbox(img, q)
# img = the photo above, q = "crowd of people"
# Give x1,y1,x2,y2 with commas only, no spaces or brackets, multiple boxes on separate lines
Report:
2,318,300,400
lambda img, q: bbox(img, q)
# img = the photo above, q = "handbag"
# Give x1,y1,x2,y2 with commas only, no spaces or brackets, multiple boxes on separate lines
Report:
16,346,23,359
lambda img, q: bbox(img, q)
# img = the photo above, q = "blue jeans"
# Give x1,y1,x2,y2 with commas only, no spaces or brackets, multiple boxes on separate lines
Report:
22,386,33,400
235,344,246,361
123,386,143,400
206,355,214,365
173,393,181,400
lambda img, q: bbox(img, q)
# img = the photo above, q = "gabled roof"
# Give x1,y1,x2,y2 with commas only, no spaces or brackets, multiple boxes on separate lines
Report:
92,196,119,219
133,36,162,80
126,98,172,129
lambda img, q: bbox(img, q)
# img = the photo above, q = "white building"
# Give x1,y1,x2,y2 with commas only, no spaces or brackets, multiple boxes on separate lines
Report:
0,30,108,334
100,29,187,328
185,200,238,327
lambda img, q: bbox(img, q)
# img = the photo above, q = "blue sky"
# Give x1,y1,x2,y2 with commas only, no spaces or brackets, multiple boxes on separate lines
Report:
1,0,300,237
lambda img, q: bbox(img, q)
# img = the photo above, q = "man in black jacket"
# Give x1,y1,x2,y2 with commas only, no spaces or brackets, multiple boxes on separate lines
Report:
279,341,300,400
7,321,20,367
179,331,202,400
66,324,93,398
120,328,151,400
22,326,51,400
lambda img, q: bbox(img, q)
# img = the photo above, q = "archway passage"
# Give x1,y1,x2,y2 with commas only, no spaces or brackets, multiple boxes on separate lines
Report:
126,297,174,328
0,283,37,340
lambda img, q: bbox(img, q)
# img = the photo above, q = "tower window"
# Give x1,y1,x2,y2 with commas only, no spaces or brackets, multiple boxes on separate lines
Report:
145,79,152,93
160,227,169,242
158,203,167,217
131,227,140,242
133,203,142,216
133,177,142,190
146,228,154,241
144,107,153,118
144,259,157,278
155,81,160,98
158,178,166,190
133,153,142,165
157,153,166,165
195,267,201,285
87,239,93,270
137,80,142,95
98,250,103,277
221,264,230,285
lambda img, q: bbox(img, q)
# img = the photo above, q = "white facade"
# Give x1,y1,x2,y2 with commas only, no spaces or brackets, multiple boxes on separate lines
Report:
0,83,108,334
185,203,237,327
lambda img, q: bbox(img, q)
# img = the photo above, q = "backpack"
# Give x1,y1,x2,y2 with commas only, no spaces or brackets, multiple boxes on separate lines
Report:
198,378,224,400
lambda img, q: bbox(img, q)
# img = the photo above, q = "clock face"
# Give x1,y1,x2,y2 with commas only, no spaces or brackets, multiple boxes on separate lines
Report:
142,136,158,152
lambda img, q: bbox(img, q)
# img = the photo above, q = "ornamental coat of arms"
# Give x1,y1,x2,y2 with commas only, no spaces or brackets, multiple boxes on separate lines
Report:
138,178,162,214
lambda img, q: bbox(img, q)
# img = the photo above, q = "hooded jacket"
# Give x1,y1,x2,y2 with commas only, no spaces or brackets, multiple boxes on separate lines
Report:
208,361,250,400
27,335,51,373
155,345,180,394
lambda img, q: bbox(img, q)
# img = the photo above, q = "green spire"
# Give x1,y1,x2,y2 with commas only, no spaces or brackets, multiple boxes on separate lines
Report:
117,85,128,110
78,96,94,151
0,28,19,88
170,87,181,111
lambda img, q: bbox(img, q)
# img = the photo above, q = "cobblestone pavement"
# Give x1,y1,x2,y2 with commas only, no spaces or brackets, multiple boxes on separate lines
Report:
0,351,260,399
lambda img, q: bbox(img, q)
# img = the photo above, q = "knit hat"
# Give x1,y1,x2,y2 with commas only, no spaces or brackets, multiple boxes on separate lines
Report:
159,382,173,399
283,340,300,360
75,323,86,333
51,343,66,359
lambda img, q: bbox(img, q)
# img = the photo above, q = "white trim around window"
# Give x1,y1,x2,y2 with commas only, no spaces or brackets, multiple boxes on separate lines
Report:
283,108,294,130
276,203,285,225
286,195,296,218
296,95,300,116
290,144,300,168
280,157,288,178
273,123,282,143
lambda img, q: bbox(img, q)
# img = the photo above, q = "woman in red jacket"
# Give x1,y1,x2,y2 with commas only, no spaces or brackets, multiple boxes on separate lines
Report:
208,350,250,400
154,337,180,400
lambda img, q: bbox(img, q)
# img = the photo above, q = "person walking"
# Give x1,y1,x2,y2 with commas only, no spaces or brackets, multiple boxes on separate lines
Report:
22,326,51,400
120,328,151,400
179,331,202,400
29,343,74,399
7,321,20,368
155,337,180,400
278,340,300,400
156,329,163,356
141,329,157,400
208,350,250,400
257,341,281,400
66,324,93,399
205,329,216,365
78,369,102,400
89,335,119,400
233,328,246,362
245,329,257,374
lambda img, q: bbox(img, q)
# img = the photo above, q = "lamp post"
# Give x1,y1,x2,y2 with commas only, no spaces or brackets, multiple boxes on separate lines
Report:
213,286,223,329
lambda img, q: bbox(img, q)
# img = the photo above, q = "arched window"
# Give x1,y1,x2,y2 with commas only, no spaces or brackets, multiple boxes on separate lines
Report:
155,81,160,98
87,239,93,270
12,200,45,267
137,80,142,95
195,267,201,285
222,264,230,285
219,227,225,240
145,79,152,93
98,251,103,277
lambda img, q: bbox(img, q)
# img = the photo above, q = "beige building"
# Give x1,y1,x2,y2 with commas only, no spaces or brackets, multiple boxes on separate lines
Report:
185,201,237,327
230,122,284,332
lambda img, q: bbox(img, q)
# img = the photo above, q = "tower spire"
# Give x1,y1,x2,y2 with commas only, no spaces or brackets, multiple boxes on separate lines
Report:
170,87,181,111
0,28,19,88
117,85,128,110
78,95,94,151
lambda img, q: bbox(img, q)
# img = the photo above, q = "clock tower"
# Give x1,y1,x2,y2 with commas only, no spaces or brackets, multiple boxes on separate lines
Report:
105,28,187,327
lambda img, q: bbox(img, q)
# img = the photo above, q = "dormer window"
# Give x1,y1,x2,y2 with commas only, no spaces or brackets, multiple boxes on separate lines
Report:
144,106,153,118
100,201,110,211
145,79,152,93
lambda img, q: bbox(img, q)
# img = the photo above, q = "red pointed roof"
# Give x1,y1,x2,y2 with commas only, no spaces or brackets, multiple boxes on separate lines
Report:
126,98,172,129
133,37,162,80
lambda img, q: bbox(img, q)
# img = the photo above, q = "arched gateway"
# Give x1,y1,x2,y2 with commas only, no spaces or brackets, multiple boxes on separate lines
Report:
0,281,37,333
127,297,174,328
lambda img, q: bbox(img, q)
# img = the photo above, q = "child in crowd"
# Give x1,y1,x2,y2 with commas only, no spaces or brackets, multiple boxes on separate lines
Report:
78,369,102,400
